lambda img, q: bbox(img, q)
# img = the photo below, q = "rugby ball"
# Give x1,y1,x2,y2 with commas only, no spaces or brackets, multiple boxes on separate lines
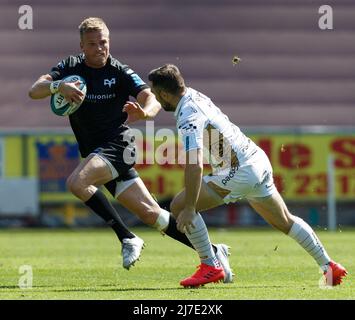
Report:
50,75,87,116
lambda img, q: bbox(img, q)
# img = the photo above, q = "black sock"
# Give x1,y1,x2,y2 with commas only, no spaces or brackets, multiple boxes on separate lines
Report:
85,189,135,242
164,215,217,253
164,215,194,249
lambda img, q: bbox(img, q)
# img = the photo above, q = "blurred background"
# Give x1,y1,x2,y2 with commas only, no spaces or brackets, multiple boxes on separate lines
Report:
0,0,354,230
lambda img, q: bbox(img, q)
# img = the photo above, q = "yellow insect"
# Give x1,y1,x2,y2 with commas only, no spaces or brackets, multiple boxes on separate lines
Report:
232,56,241,65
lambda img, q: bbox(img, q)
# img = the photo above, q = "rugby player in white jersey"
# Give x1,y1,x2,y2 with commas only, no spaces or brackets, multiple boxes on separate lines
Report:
125,64,347,287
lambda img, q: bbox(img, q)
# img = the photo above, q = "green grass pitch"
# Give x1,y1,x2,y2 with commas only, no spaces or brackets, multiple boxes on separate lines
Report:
0,228,353,300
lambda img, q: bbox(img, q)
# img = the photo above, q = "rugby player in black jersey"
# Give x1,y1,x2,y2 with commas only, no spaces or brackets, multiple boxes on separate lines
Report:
28,18,232,282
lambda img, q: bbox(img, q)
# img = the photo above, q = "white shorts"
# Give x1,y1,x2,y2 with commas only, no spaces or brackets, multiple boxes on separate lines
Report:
203,147,277,204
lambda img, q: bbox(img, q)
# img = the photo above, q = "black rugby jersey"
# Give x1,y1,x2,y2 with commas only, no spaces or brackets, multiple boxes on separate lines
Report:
49,54,149,157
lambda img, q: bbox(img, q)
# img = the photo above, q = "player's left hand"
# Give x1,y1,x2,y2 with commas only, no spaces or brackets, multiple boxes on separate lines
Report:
176,207,196,234
123,101,147,124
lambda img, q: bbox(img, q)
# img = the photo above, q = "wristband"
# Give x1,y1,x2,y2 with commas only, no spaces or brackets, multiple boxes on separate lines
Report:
50,80,62,94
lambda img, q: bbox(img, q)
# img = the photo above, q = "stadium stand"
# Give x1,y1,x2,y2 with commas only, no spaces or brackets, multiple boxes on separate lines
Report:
0,0,354,127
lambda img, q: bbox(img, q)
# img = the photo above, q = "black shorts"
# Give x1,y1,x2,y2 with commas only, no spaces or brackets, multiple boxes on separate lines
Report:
90,128,139,196
92,129,137,176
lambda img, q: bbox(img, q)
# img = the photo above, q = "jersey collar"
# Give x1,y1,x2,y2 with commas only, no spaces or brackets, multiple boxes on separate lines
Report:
174,87,191,119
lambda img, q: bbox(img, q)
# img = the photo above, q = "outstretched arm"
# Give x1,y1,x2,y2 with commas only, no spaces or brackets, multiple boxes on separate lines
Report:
123,88,161,124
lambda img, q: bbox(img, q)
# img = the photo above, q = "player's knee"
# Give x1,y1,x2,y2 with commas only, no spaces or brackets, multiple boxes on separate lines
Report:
66,175,74,192
66,175,84,197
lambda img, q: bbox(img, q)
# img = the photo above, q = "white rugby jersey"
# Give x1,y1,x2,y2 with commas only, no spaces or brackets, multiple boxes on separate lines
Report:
175,87,258,171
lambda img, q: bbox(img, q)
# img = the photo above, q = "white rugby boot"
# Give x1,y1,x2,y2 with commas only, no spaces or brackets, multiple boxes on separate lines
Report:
121,234,145,270
215,244,234,283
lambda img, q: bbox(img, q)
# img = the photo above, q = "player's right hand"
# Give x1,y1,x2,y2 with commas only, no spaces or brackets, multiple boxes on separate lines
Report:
58,80,85,105
176,207,196,234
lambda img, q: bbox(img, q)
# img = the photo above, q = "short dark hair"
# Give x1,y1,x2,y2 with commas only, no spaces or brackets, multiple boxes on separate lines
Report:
148,64,185,95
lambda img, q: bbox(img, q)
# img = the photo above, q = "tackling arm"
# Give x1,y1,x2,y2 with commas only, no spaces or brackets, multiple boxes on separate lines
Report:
184,148,204,210
123,88,161,124
176,148,204,233
137,88,162,119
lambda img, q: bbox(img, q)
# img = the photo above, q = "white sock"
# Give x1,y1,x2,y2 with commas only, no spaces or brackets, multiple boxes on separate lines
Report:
184,213,220,268
288,216,331,271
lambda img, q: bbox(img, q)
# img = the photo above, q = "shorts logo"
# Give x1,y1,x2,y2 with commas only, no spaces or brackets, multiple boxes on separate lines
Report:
221,166,237,185
104,78,116,88
254,171,272,189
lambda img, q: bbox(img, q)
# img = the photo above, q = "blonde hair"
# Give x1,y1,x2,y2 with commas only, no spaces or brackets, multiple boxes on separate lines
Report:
78,17,109,39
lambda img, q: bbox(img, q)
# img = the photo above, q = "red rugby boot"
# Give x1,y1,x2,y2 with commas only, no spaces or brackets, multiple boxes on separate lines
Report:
323,261,348,286
180,263,225,288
